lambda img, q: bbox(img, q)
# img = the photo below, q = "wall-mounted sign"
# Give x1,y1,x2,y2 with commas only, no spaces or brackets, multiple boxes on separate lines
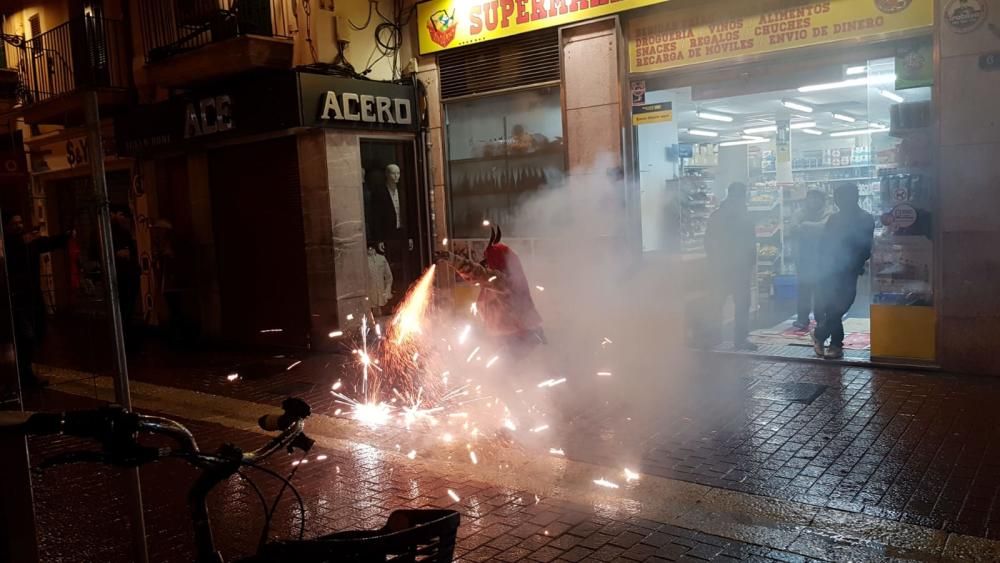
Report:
632,102,672,125
628,0,933,73
943,0,988,34
184,95,234,138
980,52,1000,71
299,73,418,131
417,0,672,54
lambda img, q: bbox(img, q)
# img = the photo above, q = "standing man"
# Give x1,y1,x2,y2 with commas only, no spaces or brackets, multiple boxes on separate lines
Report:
704,182,758,351
3,212,73,389
812,183,874,359
790,190,829,330
110,205,141,350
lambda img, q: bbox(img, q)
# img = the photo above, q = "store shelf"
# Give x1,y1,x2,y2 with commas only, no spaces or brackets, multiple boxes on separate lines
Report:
756,226,781,238
749,200,780,211
762,164,875,174
449,149,564,165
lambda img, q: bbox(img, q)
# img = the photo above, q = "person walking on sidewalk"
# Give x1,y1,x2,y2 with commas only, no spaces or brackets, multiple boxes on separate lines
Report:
704,182,758,351
812,183,874,359
3,212,74,389
790,190,829,330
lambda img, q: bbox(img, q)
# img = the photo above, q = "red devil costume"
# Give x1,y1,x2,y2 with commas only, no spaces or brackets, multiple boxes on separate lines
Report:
439,226,544,355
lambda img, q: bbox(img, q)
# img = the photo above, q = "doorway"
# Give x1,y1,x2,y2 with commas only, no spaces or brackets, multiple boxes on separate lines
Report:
360,138,425,313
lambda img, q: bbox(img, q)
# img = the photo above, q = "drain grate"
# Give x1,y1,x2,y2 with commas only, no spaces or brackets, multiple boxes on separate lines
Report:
750,382,827,404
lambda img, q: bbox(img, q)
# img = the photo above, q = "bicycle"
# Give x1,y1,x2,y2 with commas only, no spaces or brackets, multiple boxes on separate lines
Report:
0,398,460,563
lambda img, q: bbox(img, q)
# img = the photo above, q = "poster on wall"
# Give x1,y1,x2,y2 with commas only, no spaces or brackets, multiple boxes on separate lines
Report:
871,235,933,306
628,0,934,73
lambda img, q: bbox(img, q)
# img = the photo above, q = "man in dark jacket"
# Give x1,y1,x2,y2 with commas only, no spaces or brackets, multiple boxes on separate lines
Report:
704,183,758,351
4,212,72,389
812,183,874,359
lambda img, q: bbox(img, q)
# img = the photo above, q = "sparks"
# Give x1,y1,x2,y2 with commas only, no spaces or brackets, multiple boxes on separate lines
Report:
470,302,478,316
406,450,417,460
536,285,545,291
286,360,302,371
469,451,478,465
332,380,343,391
465,346,481,363
597,371,612,377
549,448,565,456
624,468,640,482
346,314,354,321
442,238,449,246
352,402,392,427
316,455,328,461
259,328,283,333
447,489,461,502
482,219,491,226
488,275,497,282
537,378,566,388
485,355,500,368
442,433,454,443
328,330,344,338
458,325,471,344
531,424,550,433
334,408,342,416
390,265,436,345
503,419,517,431
594,478,620,489
226,373,239,381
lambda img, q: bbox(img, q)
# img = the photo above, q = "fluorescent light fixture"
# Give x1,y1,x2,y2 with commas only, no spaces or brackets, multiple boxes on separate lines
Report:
798,74,896,92
845,65,867,75
744,121,815,134
742,135,767,141
879,89,904,103
832,113,857,122
781,100,814,113
799,128,823,135
829,127,890,137
720,138,769,147
687,128,719,137
696,110,734,122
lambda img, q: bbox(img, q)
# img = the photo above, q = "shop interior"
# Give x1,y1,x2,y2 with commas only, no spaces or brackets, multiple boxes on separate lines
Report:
637,43,933,362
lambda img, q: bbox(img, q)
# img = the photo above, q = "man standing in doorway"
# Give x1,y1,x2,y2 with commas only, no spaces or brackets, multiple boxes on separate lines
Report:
790,190,829,330
3,212,73,389
812,183,874,360
704,182,758,351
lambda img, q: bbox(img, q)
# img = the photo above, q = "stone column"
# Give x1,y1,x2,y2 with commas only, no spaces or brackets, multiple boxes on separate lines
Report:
186,152,221,335
936,0,1000,374
562,18,623,177
417,56,447,247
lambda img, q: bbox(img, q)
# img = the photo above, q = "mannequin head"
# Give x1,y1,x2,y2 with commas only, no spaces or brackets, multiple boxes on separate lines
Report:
386,164,401,187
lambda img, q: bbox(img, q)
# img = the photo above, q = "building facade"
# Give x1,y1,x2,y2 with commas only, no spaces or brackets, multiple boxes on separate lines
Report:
408,0,1000,375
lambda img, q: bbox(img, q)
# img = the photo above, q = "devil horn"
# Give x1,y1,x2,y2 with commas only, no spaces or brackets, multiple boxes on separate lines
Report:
495,225,502,244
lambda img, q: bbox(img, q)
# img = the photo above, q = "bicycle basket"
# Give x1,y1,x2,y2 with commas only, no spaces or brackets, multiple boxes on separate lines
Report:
257,509,460,563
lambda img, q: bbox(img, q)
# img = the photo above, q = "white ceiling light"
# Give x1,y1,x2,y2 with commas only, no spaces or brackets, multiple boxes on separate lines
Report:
829,127,890,137
798,74,896,92
845,65,868,75
687,128,719,137
799,128,824,135
696,110,734,123
878,89,904,103
742,135,767,141
832,113,857,123
743,121,816,135
720,138,770,147
781,100,814,113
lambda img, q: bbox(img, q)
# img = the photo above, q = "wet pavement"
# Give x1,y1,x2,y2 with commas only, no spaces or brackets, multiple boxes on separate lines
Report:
18,345,1000,561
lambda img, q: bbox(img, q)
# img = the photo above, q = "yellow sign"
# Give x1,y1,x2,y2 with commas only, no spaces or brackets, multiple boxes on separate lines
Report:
418,0,671,54
629,0,933,73
632,102,672,125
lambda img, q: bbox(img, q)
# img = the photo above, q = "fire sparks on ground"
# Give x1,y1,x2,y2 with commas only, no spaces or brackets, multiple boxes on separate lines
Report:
447,489,461,502
593,478,620,489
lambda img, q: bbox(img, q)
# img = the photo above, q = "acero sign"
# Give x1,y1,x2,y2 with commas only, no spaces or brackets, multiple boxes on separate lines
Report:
319,91,412,125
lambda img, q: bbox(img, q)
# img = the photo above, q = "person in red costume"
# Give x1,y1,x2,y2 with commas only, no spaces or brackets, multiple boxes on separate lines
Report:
436,226,545,358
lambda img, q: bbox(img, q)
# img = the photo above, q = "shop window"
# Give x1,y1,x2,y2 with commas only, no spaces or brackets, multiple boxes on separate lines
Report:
445,86,564,240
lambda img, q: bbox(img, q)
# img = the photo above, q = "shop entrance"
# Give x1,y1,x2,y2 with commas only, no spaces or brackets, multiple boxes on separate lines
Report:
360,138,424,315
634,40,934,364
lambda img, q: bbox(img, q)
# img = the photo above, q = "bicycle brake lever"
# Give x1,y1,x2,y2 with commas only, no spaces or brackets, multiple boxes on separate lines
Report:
288,432,315,454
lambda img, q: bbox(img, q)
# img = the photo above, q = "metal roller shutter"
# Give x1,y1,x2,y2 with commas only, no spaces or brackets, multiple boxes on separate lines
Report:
437,28,561,100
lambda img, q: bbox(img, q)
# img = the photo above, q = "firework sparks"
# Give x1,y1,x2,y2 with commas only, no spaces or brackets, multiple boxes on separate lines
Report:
536,285,545,291
469,451,478,464
346,314,354,321
465,346,480,363
332,380,343,391
406,450,417,460
316,455,328,461
624,468,640,482
537,378,567,388
286,360,302,371
530,424,550,433
593,478,620,489
549,448,565,456
259,328,283,333
442,238,449,246
351,402,392,427
226,373,240,382
597,371,612,377
391,265,436,345
447,489,461,502
328,330,344,338
470,302,478,316
485,355,500,368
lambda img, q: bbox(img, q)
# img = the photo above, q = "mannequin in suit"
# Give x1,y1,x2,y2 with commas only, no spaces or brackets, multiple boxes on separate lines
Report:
366,164,413,307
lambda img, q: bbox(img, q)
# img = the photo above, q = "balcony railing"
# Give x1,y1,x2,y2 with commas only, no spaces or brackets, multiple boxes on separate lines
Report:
139,0,292,63
13,17,128,105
